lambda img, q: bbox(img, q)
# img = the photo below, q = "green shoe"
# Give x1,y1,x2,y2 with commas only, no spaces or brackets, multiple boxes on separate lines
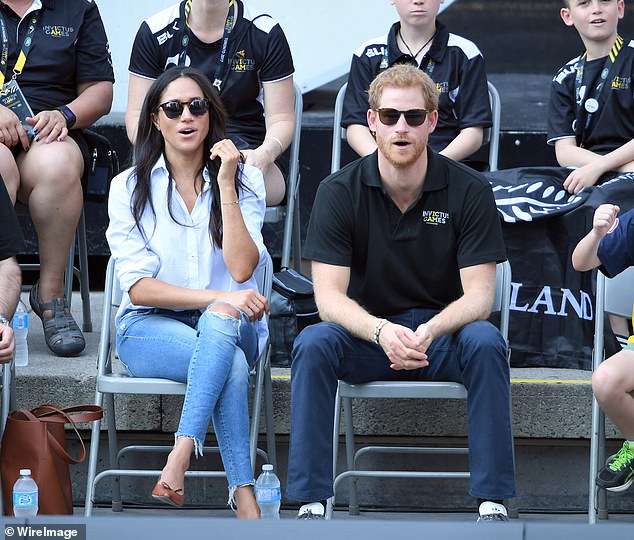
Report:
596,441,634,492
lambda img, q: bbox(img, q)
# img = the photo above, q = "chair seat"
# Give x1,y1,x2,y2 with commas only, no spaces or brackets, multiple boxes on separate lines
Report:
338,380,467,400
97,373,187,395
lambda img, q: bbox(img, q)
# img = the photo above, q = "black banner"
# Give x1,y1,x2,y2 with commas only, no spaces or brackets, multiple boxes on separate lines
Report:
486,167,634,369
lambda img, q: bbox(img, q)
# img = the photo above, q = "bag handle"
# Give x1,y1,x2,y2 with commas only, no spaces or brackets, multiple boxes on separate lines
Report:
31,404,103,424
8,405,102,465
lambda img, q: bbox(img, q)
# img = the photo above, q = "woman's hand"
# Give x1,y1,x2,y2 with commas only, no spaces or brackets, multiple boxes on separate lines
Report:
0,105,30,151
210,138,241,191
217,289,270,322
26,109,68,144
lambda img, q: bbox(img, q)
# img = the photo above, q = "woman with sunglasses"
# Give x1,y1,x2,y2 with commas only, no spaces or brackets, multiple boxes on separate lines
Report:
106,66,269,518
126,0,295,206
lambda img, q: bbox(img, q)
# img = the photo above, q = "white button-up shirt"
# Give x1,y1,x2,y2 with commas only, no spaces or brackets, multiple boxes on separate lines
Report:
106,155,269,351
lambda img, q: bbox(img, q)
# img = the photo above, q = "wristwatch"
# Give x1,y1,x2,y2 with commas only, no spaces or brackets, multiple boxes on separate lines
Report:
56,105,76,129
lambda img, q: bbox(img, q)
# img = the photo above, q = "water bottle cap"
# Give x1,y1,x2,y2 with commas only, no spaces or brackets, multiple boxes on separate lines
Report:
19,469,31,476
262,464,273,471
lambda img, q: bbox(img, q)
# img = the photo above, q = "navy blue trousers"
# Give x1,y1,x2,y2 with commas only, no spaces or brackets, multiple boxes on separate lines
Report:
285,308,516,503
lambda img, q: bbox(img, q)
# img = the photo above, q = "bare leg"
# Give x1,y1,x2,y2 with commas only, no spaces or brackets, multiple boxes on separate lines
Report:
159,436,193,493
609,314,630,340
263,162,286,207
17,137,83,305
592,349,634,440
0,145,20,203
234,485,260,519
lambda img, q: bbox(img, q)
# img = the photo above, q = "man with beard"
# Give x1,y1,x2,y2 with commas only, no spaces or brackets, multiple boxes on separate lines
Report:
286,64,515,522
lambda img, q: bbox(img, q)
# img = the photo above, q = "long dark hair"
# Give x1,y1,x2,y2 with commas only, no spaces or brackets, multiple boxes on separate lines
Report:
131,66,244,248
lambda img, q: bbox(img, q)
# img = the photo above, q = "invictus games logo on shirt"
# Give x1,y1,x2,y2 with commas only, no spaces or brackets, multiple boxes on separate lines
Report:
436,81,449,94
43,25,74,37
230,50,255,72
611,76,631,90
422,210,449,225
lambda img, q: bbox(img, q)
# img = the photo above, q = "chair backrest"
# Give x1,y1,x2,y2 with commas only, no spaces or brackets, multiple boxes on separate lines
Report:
331,80,502,174
592,266,634,370
331,82,348,174
603,266,634,319
486,81,501,172
494,260,512,343
264,83,303,270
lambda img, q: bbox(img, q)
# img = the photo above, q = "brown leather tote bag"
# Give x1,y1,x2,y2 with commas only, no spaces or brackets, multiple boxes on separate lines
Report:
0,404,102,515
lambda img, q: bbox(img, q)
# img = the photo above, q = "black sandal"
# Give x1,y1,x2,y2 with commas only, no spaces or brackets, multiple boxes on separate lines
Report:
29,281,86,357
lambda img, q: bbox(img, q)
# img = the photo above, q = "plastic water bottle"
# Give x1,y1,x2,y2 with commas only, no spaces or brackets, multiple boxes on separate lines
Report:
13,468,38,517
12,300,28,367
255,464,281,519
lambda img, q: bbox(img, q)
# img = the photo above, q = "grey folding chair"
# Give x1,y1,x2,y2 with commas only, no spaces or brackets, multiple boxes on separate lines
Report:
588,266,634,523
84,255,277,516
264,83,303,271
327,260,513,518
331,80,502,174
17,206,92,333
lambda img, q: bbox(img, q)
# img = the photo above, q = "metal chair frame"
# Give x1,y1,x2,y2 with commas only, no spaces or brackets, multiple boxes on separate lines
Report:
588,266,634,523
84,256,277,516
264,83,303,271
327,261,514,518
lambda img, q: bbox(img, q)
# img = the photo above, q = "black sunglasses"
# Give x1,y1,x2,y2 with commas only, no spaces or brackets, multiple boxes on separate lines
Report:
375,108,432,127
157,98,210,119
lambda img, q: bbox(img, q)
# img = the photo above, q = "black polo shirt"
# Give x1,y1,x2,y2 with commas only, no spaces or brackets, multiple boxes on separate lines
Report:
341,21,492,153
129,0,294,148
0,0,114,114
0,178,23,260
305,150,506,316
548,40,634,154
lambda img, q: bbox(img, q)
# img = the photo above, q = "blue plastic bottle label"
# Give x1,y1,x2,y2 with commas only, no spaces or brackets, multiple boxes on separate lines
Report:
13,491,37,507
13,313,28,330
256,487,281,502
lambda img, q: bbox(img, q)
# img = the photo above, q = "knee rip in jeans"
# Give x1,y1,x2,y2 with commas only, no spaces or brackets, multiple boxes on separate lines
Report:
207,302,240,320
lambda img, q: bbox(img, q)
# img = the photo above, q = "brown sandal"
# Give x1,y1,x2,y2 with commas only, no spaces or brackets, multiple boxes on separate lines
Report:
151,480,185,507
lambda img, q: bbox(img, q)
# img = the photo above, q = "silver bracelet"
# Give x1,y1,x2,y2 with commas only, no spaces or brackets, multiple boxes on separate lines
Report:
373,318,389,345
0,315,10,327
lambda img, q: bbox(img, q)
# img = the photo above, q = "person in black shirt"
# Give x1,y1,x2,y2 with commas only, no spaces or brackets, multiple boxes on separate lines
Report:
127,0,295,206
286,64,515,522
0,0,114,357
548,0,634,195
342,0,491,164
0,176,23,364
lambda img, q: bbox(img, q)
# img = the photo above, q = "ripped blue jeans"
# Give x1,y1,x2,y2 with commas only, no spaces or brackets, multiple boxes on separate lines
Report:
116,304,258,494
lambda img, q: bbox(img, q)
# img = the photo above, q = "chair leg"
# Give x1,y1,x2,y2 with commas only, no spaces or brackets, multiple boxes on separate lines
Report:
292,187,302,272
597,409,608,520
263,359,277,471
63,209,92,332
250,357,265,474
84,390,104,516
327,386,342,520
104,393,123,512
77,210,92,332
343,396,359,515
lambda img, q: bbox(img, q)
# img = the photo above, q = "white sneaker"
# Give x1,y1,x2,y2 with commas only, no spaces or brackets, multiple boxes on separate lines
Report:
296,502,326,520
477,501,509,522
